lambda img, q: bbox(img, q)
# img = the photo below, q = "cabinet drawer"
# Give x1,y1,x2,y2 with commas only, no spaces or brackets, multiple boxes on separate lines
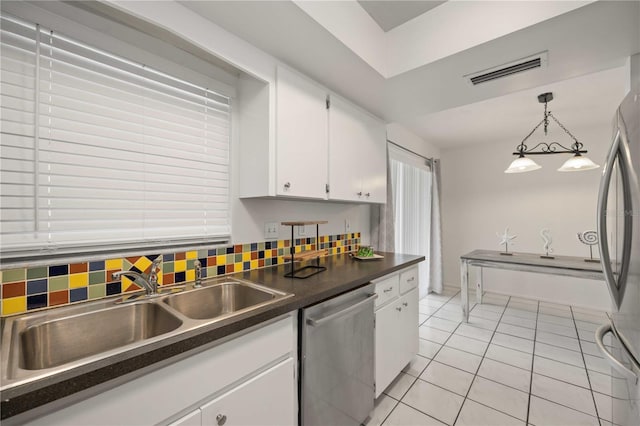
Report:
399,267,418,294
374,274,399,308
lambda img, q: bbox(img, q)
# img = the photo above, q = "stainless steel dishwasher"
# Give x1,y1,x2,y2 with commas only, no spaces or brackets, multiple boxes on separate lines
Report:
300,284,377,426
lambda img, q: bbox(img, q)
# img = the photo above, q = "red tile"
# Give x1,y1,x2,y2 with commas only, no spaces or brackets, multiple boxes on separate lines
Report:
125,256,140,265
225,264,234,274
163,273,174,285
175,252,186,261
106,269,119,283
284,240,290,247
49,290,69,306
234,245,242,253
2,282,25,299
251,251,258,260
69,263,88,274
258,259,265,268
208,256,216,266
271,249,277,257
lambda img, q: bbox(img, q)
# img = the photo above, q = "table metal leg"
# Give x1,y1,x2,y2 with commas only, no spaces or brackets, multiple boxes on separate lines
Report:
476,267,483,305
460,259,469,322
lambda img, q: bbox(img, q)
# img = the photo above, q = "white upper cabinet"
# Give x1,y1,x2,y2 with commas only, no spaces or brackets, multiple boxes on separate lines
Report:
238,65,386,203
328,95,386,203
275,66,328,199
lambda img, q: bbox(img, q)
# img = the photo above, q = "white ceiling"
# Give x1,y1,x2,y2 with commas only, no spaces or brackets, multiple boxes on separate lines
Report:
179,1,639,151
357,0,447,32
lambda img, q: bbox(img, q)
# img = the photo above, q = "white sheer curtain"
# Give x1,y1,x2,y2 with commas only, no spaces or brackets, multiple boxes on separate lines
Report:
389,144,434,298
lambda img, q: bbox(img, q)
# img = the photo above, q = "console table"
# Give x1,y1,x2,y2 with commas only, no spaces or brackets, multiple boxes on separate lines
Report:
460,249,604,322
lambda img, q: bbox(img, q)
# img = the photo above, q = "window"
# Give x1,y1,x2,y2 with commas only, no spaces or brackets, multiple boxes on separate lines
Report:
1,15,231,260
389,143,432,294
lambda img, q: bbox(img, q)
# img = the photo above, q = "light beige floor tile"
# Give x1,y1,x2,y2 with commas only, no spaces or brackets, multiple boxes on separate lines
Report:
531,373,597,416
382,402,446,426
420,361,474,396
455,399,524,426
468,376,529,421
384,372,415,400
533,356,589,388
434,346,482,374
401,380,464,425
528,396,599,426
402,354,430,378
365,394,398,426
477,357,531,392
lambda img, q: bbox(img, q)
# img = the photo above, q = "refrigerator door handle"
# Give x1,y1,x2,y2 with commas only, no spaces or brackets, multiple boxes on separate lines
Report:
598,129,623,308
596,324,639,384
597,121,633,310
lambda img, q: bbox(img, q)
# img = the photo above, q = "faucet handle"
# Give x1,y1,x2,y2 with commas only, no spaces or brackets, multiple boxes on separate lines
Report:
194,260,202,287
149,258,161,285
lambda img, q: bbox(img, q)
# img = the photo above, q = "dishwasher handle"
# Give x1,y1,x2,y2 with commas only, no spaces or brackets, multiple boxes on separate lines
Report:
596,324,639,383
307,293,378,327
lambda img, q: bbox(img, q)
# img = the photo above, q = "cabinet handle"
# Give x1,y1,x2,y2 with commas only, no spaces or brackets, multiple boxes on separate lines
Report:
365,192,370,197
396,306,402,312
407,277,415,282
284,182,291,190
216,414,227,426
403,302,408,307
383,287,393,293
357,191,363,197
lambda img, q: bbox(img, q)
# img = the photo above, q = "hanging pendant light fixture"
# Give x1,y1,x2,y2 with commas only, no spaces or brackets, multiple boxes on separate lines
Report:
504,92,599,173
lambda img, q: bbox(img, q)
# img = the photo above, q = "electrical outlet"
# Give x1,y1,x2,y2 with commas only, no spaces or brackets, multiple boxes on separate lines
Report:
297,225,306,236
264,222,278,239
345,219,351,233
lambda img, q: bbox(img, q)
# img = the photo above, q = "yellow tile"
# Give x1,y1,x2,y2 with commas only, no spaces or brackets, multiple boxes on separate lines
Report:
134,257,152,273
337,241,343,247
106,258,122,270
186,270,195,281
2,296,26,316
217,255,226,265
234,262,242,271
69,273,88,288
242,252,251,262
186,251,197,259
174,260,186,272
250,260,259,269
122,276,134,290
295,246,301,254
157,274,163,285
278,240,284,249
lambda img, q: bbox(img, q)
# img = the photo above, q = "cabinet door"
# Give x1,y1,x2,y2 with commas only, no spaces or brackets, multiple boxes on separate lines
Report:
375,300,402,398
400,288,419,366
275,66,328,199
201,357,295,426
328,95,365,202
170,409,202,426
359,113,387,204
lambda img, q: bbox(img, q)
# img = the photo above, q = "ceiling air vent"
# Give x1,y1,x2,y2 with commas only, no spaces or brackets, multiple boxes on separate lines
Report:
465,52,548,86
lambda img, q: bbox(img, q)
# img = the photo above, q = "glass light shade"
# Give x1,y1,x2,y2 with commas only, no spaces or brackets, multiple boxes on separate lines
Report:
504,156,542,173
557,154,600,172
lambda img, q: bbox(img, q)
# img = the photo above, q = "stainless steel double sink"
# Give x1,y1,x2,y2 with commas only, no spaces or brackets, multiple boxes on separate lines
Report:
1,279,292,391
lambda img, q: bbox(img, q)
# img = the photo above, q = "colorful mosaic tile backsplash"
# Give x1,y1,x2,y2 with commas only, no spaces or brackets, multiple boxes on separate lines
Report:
0,233,361,316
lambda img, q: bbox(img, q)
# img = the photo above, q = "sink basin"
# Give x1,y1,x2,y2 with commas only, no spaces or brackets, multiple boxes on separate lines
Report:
163,282,282,320
18,302,182,370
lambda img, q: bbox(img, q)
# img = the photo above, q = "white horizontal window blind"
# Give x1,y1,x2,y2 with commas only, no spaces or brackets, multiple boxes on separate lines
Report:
1,15,231,259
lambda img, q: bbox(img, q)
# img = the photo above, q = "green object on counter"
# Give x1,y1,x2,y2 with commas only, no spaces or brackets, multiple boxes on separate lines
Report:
357,246,374,257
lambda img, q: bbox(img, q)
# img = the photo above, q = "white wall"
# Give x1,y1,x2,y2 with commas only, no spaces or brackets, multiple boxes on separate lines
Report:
440,123,615,310
387,123,441,159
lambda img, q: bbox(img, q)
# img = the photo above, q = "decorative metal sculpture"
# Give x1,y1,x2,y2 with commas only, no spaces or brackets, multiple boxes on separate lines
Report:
540,228,554,259
577,230,599,262
497,227,517,255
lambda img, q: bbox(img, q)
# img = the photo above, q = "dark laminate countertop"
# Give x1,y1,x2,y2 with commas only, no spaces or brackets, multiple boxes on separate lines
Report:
1,252,423,421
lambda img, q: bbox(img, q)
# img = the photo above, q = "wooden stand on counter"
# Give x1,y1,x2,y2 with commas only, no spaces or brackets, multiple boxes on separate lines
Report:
282,221,328,279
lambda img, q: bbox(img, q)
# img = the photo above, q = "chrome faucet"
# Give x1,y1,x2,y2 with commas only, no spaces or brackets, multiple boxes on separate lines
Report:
112,258,161,296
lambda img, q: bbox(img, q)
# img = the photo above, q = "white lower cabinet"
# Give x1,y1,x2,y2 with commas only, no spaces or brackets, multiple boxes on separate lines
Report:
200,358,294,426
374,267,419,398
25,316,296,426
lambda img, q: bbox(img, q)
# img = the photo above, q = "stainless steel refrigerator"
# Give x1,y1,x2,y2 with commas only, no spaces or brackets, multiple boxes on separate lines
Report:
596,71,640,425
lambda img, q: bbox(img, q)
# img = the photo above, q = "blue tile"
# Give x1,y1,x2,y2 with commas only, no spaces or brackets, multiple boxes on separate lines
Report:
70,287,88,303
217,265,225,276
27,279,48,295
106,282,121,296
226,247,234,254
258,251,265,259
163,253,174,262
49,264,69,277
243,261,250,270
208,249,217,257
198,257,207,268
265,241,272,249
250,243,257,251
89,261,105,271
147,254,160,261
175,271,186,283
27,294,47,310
